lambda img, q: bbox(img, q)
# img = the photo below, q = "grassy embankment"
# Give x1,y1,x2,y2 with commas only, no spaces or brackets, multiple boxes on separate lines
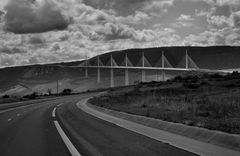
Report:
90,72,240,134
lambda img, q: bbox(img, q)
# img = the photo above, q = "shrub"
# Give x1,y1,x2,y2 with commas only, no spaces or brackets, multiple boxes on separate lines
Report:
47,89,52,95
2,94,10,99
23,92,38,99
174,75,182,81
232,71,239,76
200,80,210,86
61,88,72,95
211,73,222,79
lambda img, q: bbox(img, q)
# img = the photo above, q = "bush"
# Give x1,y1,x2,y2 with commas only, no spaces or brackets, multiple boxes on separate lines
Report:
211,73,222,79
47,89,52,95
174,75,183,81
61,88,72,95
232,71,239,76
2,94,10,99
200,80,210,86
23,92,38,99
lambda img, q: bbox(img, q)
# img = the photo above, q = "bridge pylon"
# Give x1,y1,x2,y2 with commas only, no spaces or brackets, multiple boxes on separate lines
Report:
125,53,129,86
162,51,166,81
142,52,146,82
186,50,188,69
137,51,152,82
97,56,101,83
110,54,114,88
177,50,198,69
85,59,88,78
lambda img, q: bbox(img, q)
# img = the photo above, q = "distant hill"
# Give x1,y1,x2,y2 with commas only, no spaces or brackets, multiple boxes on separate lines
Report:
0,46,240,96
91,46,240,70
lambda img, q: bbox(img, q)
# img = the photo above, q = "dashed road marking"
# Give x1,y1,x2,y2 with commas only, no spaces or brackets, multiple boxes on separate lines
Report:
17,113,20,116
57,103,64,107
7,118,12,122
52,107,56,118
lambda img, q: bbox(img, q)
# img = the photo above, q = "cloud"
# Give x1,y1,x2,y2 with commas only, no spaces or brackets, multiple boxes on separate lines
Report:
0,46,26,54
1,0,240,67
204,10,240,29
195,7,216,17
171,14,194,28
0,10,3,16
28,35,46,44
3,0,70,34
231,11,240,28
82,0,148,15
0,0,8,10
117,11,151,25
184,27,240,46
207,15,232,28
183,0,240,7
142,0,174,16
0,54,15,66
94,23,138,41
178,14,194,21
214,0,240,7
61,2,152,41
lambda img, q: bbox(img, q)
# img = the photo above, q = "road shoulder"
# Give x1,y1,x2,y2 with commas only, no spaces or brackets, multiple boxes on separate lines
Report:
76,98,240,156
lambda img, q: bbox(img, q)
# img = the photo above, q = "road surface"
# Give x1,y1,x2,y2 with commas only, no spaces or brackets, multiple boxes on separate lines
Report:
0,94,197,156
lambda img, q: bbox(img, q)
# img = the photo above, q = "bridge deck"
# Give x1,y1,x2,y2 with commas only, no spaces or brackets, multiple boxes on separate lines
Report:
69,65,225,73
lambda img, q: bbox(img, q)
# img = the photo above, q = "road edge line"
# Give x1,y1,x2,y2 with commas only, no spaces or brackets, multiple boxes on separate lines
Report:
53,108,82,156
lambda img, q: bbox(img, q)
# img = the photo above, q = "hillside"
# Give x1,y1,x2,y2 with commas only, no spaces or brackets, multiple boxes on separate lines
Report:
90,71,240,134
89,46,240,69
0,46,240,96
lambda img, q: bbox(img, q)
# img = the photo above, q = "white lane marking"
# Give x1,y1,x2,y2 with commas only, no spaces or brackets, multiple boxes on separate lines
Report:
54,121,82,156
57,103,64,107
52,107,56,118
0,105,32,114
8,118,12,122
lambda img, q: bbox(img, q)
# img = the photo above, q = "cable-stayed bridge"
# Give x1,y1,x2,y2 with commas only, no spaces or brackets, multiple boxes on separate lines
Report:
71,50,227,87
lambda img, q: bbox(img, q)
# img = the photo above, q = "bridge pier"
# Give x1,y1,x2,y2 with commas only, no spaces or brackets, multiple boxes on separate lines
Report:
124,53,129,86
141,52,146,82
110,68,114,87
85,67,88,78
125,68,129,86
186,50,188,69
97,68,100,83
162,70,166,81
142,69,146,82
97,56,101,83
110,54,114,88
156,70,160,81
85,59,88,78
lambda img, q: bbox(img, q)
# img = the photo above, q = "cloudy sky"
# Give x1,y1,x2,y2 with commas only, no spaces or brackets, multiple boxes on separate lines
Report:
0,0,240,67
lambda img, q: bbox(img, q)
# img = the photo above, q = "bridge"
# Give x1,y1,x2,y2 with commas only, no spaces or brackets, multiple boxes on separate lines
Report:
72,50,225,88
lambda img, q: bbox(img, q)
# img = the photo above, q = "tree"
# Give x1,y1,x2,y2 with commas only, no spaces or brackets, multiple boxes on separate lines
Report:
23,92,38,99
2,94,10,99
61,88,72,95
47,89,52,95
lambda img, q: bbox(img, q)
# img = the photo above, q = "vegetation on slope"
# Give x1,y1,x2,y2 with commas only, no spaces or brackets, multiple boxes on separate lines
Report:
90,72,240,134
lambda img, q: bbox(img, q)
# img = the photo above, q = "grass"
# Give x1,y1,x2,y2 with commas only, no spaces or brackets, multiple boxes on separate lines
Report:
90,72,240,134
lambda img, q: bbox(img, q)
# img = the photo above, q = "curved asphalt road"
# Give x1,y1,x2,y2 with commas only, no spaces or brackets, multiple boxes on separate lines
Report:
0,94,197,156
